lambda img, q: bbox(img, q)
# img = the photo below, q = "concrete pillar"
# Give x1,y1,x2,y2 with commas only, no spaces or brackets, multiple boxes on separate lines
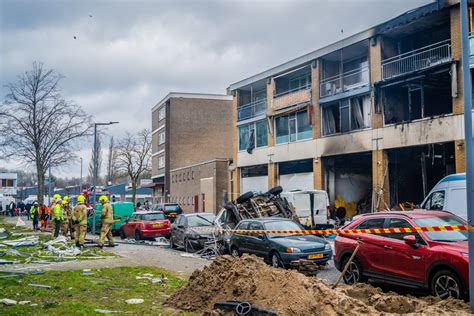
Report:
268,162,278,189
313,157,324,190
451,6,465,115
267,78,275,146
369,35,384,129
231,90,240,200
455,140,467,173
311,61,321,139
372,149,390,210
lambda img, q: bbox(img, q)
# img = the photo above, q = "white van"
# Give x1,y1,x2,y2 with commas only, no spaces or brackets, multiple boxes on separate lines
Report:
420,173,467,219
280,190,332,227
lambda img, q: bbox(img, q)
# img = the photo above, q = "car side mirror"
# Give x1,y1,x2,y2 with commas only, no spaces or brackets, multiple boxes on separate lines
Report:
177,225,184,229
257,234,266,240
403,235,417,246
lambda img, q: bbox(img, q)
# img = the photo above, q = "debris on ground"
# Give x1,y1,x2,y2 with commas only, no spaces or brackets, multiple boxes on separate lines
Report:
28,283,52,289
289,259,322,277
0,236,39,247
95,309,124,314
0,298,18,305
135,273,167,284
117,237,169,247
165,254,471,315
125,298,144,304
18,301,31,305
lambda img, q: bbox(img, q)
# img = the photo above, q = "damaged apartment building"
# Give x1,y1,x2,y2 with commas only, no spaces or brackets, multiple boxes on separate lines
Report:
228,0,472,216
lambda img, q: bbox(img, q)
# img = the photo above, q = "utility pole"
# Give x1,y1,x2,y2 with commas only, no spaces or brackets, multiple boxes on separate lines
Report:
460,0,474,310
48,165,52,205
92,121,119,234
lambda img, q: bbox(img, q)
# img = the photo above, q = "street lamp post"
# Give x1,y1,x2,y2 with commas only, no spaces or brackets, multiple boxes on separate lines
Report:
92,121,119,235
80,157,83,192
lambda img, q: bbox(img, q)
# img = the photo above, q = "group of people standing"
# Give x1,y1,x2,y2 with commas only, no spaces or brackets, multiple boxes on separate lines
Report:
28,194,114,248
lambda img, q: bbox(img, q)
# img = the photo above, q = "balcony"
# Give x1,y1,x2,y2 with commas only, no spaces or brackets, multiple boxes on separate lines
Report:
470,34,474,65
320,66,369,98
271,85,311,112
382,40,451,81
237,99,267,121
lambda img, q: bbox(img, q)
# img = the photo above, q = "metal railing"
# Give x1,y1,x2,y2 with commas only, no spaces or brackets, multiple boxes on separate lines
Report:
470,34,474,58
237,99,267,121
382,40,451,81
319,66,369,98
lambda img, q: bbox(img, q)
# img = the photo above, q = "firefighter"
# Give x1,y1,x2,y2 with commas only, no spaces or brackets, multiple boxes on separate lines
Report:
97,195,114,248
29,201,40,231
52,198,64,238
72,195,88,247
62,196,75,240
39,203,50,232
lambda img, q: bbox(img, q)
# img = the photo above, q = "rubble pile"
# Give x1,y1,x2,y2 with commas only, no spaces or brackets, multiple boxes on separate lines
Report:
165,254,471,315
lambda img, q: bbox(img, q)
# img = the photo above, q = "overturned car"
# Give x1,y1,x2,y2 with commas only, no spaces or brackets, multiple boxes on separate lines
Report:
213,186,299,252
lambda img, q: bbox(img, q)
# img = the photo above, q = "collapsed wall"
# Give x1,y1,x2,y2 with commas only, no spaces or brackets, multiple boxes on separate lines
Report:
165,254,470,315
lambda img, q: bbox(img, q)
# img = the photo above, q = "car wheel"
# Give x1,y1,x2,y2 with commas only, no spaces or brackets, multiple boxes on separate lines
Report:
431,270,463,299
230,246,240,257
120,228,126,239
270,252,283,268
184,238,195,253
134,230,141,241
236,191,253,204
170,236,177,249
342,257,365,285
267,186,283,196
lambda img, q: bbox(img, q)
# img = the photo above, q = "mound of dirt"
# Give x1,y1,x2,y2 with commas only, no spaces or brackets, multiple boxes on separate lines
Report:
165,254,470,315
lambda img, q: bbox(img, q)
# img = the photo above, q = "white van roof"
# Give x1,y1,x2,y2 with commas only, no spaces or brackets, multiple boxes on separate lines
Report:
282,190,327,195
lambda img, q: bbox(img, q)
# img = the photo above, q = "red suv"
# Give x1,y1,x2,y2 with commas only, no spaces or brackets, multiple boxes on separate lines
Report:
334,210,468,299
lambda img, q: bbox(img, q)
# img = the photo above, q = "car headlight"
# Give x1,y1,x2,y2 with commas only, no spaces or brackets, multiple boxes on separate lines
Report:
461,252,469,258
325,243,331,250
286,247,302,253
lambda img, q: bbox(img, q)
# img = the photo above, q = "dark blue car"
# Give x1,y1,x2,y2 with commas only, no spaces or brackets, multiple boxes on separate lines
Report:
229,218,332,268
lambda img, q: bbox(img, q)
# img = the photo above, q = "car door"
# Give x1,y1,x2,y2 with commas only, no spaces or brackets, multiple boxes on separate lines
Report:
352,217,387,277
174,215,187,246
123,214,136,236
233,221,250,253
246,222,269,257
380,217,427,285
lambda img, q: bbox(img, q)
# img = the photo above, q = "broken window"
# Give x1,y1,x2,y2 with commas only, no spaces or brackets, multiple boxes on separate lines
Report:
322,94,371,135
382,71,452,125
275,109,312,144
238,120,268,151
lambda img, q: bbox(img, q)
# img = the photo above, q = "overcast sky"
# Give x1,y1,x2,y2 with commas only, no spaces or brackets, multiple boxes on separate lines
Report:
0,0,431,179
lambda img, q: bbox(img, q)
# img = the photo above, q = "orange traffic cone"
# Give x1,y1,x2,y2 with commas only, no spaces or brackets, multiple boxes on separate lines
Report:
16,216,26,227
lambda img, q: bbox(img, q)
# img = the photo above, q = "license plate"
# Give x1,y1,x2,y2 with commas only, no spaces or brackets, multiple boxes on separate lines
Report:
308,253,324,260
153,223,163,228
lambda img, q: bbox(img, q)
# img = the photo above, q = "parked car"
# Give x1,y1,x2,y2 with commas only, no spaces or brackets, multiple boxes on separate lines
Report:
170,213,216,252
88,202,135,235
420,173,466,220
229,218,332,268
151,203,183,223
119,211,170,240
334,210,468,299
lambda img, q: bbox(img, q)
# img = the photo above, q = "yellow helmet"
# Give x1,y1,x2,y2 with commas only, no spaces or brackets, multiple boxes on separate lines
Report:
61,200,67,205
53,194,61,200
63,196,69,202
99,195,108,203
77,195,86,203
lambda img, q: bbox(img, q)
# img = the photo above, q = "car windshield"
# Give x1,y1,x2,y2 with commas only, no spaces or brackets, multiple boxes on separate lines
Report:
142,213,165,221
414,215,467,242
187,214,215,227
264,220,302,238
164,205,180,212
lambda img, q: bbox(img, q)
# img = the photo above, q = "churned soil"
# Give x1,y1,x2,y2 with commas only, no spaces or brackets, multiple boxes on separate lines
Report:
165,254,471,315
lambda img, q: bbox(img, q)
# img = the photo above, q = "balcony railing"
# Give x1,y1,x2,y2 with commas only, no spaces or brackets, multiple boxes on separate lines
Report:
272,85,311,112
319,66,369,98
382,40,451,81
470,34,474,59
237,99,267,121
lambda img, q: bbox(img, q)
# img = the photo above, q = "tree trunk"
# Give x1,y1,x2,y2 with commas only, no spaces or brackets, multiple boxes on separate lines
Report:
37,167,45,205
132,180,137,206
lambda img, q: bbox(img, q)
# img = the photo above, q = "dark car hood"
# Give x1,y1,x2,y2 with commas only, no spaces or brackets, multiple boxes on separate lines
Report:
187,227,214,237
270,234,327,250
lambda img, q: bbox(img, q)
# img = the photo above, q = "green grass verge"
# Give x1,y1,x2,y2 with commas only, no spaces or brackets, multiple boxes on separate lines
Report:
0,266,195,315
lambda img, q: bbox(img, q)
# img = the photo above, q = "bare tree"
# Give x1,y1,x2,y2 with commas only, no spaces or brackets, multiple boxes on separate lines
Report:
0,62,93,204
88,132,102,184
106,136,118,185
115,129,152,204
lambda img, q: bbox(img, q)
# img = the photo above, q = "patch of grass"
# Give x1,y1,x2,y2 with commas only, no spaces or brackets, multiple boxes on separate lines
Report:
0,266,195,315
